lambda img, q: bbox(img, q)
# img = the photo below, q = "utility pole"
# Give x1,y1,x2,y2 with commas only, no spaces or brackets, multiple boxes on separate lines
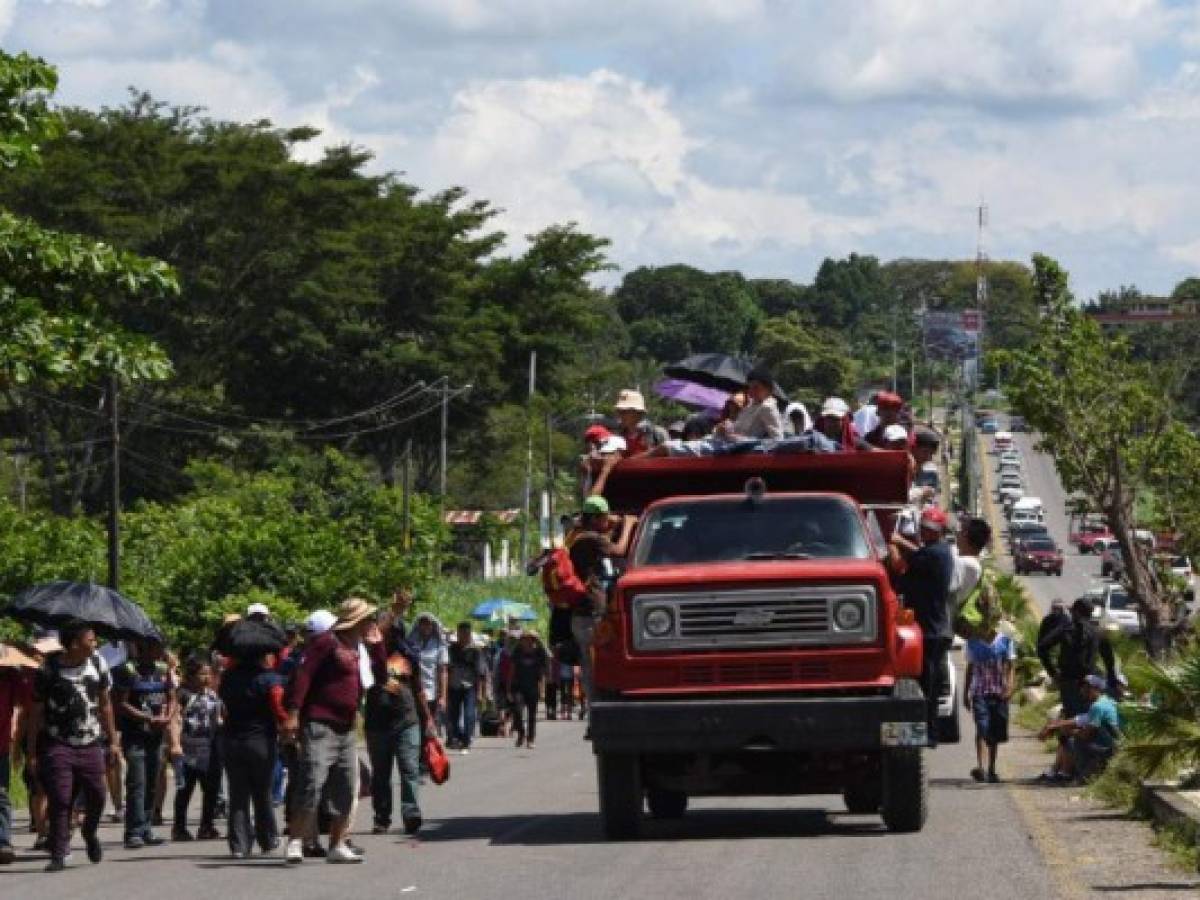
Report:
439,379,449,502
975,201,990,396
544,410,554,529
401,438,412,550
519,351,537,566
106,374,120,590
891,302,898,393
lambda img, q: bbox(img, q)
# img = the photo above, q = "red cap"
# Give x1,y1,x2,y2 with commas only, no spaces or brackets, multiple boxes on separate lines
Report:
920,506,948,531
584,425,612,444
875,391,903,410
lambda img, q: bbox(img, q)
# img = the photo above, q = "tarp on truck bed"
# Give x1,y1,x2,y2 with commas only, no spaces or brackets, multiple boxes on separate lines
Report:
592,450,911,514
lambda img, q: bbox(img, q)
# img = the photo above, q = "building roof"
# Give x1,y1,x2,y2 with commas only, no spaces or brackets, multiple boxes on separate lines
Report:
443,509,521,526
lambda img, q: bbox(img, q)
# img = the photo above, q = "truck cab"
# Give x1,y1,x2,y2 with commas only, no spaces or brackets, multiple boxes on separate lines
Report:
587,452,928,839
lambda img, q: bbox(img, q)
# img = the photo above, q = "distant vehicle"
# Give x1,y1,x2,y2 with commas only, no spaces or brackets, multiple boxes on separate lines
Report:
999,450,1021,466
1079,530,1115,554
997,474,1024,504
1100,546,1126,579
1008,416,1029,432
980,419,1000,434
993,431,1014,451
1070,520,1109,546
1093,585,1140,636
998,460,1021,475
1010,497,1044,521
1008,522,1049,552
1009,510,1043,530
1015,538,1064,576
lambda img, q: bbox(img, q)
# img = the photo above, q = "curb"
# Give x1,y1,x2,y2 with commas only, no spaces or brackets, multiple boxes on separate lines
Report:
1140,783,1200,845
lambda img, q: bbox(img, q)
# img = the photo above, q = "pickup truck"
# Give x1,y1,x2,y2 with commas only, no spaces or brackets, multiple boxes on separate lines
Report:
588,452,929,838
1014,538,1064,576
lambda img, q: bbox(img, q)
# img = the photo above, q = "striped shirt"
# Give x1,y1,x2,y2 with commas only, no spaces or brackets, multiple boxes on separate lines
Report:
966,633,1016,698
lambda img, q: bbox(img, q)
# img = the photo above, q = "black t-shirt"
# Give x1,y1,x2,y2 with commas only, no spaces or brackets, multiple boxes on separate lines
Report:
568,531,616,583
899,539,955,639
219,665,283,740
364,648,420,733
448,643,487,692
510,645,548,694
112,661,171,739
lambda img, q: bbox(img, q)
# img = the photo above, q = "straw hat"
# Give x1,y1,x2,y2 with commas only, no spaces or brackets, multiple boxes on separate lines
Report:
614,389,646,413
333,597,377,631
0,643,39,669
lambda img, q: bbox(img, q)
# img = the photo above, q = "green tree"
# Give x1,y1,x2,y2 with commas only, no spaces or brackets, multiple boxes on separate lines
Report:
999,255,1200,654
754,313,856,402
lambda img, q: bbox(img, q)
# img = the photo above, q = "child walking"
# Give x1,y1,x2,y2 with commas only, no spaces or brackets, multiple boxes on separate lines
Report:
172,658,222,841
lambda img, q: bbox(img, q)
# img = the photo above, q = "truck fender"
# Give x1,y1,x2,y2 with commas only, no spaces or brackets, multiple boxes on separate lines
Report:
893,623,923,679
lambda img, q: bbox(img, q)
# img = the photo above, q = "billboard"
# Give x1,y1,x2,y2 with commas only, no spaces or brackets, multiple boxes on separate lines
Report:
923,309,982,361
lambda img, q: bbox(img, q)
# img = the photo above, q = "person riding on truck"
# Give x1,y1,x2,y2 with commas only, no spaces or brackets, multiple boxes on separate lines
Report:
893,506,956,747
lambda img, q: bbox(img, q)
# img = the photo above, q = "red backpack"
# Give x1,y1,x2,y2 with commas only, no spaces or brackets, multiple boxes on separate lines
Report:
541,546,588,609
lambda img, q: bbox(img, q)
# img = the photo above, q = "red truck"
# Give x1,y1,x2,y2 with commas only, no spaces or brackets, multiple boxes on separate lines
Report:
587,451,928,839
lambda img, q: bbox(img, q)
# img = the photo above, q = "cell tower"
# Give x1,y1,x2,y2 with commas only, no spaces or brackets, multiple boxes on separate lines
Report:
975,201,989,309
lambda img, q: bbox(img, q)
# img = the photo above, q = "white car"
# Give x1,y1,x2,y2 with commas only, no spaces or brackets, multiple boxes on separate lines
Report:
1009,497,1045,523
994,432,1014,452
998,480,1024,504
1092,585,1141,636
999,451,1021,468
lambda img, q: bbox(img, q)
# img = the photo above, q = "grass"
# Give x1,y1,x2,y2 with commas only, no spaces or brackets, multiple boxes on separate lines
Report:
8,760,28,810
1150,819,1200,872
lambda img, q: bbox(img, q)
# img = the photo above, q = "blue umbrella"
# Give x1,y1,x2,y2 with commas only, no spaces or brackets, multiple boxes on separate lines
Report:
470,598,538,622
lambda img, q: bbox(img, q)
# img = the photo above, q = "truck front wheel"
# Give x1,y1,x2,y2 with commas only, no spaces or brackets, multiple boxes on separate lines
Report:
597,753,642,840
646,787,688,819
880,748,928,833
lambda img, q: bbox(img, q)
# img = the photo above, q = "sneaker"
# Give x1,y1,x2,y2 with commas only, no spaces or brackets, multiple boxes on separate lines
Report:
172,828,195,842
260,837,281,855
231,851,247,860
326,843,363,864
302,842,327,859
44,858,67,873
987,772,1002,784
124,836,145,850
970,767,986,783
344,839,365,857
143,834,166,847
196,826,221,841
286,839,304,864
85,834,102,864
0,844,14,865
402,817,422,836
32,835,49,853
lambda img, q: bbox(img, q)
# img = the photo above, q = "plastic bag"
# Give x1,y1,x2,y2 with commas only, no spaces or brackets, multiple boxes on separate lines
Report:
422,734,450,785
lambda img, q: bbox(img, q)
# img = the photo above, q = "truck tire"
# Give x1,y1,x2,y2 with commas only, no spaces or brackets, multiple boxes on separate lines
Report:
843,779,882,814
597,753,642,840
646,787,688,819
880,748,928,833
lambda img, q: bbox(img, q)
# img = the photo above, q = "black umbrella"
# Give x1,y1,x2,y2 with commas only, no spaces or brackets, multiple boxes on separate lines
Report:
4,581,161,642
662,353,752,394
217,618,287,660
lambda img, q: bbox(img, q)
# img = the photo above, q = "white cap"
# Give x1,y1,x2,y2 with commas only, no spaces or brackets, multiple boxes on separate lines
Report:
246,602,270,617
305,609,337,635
821,397,850,418
883,424,909,443
598,434,627,455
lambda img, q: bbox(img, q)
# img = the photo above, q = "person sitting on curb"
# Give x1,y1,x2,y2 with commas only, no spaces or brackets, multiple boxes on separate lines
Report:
1037,674,1122,783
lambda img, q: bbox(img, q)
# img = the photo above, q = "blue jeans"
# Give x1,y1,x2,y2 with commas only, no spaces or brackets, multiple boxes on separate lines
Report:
365,724,422,829
0,752,11,850
446,687,477,749
123,732,163,841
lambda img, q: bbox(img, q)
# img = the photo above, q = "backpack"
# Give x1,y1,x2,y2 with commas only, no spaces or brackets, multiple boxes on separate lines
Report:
541,546,588,609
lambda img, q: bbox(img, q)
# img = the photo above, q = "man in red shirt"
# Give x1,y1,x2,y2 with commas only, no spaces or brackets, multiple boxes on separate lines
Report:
284,598,379,865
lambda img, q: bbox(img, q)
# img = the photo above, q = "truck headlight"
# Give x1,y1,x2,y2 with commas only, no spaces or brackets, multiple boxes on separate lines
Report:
833,599,865,631
644,607,675,638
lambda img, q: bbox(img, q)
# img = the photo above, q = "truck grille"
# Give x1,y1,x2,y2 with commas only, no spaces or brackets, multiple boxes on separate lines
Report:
631,586,877,651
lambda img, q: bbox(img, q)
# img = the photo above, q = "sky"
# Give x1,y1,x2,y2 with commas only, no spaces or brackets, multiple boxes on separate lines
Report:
4,0,1200,301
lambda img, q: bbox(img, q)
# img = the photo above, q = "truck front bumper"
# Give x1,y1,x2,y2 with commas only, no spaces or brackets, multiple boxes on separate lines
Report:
590,680,927,755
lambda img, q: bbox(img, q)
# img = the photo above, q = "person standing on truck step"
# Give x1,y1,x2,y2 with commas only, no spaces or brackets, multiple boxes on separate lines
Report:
894,506,956,747
613,389,668,456
569,493,619,718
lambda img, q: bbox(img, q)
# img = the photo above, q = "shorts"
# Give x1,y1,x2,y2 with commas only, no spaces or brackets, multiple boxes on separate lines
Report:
971,695,1009,744
296,721,357,819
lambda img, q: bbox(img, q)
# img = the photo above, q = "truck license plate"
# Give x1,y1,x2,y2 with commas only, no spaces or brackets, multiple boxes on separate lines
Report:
881,722,928,747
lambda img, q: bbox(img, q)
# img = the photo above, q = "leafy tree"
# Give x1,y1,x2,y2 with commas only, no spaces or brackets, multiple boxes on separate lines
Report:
615,264,762,362
754,313,856,402
999,254,1200,655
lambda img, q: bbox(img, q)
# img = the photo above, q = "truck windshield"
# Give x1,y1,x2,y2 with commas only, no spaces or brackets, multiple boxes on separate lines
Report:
632,496,871,566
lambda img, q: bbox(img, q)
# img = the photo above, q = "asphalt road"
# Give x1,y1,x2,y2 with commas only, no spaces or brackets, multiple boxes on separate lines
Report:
1,716,1067,900
990,431,1104,614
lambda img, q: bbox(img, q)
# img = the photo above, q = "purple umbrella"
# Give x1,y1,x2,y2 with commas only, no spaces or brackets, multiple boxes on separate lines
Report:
654,378,729,413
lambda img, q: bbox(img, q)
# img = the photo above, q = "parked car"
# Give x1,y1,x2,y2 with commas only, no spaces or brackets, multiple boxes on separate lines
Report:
1015,538,1064,576
1009,416,1029,432
1079,531,1115,554
999,450,1021,467
1009,497,1044,522
1100,546,1126,579
994,431,1014,451
980,418,1000,434
998,475,1024,504
1070,520,1109,546
1093,585,1140,636
998,460,1021,477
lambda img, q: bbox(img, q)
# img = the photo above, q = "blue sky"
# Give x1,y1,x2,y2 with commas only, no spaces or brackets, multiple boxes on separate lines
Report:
4,0,1200,300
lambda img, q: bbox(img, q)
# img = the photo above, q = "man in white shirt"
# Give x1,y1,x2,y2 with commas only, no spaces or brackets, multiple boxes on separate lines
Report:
951,517,994,637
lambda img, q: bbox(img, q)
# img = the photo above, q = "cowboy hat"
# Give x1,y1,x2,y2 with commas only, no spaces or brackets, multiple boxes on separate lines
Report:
614,389,647,413
333,597,378,631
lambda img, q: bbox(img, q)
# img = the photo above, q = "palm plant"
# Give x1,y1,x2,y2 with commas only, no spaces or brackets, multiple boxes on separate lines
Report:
1118,644,1200,779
